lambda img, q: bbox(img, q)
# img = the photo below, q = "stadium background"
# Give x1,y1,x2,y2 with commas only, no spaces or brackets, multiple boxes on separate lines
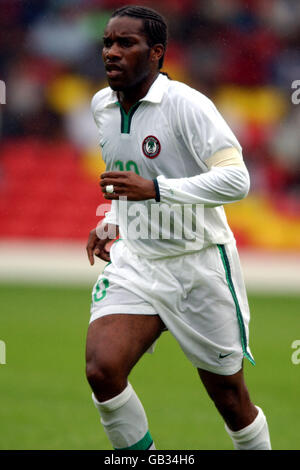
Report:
0,0,299,450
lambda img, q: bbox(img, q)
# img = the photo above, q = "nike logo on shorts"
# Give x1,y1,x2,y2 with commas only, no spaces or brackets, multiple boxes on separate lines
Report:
219,352,233,359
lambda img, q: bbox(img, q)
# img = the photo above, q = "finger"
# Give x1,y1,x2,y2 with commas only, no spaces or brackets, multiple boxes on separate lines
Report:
86,246,95,266
86,229,99,265
99,247,111,262
103,193,120,200
89,246,110,263
101,189,121,198
101,181,129,193
102,189,128,199
100,180,126,190
101,171,126,179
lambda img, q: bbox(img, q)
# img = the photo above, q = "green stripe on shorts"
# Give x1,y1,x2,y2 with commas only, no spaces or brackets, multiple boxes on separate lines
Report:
217,244,255,366
115,430,153,450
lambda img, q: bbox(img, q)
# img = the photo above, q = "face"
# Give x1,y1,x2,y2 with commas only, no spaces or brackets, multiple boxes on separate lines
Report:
102,16,159,91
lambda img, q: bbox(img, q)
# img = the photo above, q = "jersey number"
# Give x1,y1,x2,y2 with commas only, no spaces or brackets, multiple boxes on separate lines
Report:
114,160,140,174
93,277,109,302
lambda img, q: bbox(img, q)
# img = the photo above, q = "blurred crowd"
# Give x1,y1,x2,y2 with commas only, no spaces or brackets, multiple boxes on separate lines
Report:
1,0,300,204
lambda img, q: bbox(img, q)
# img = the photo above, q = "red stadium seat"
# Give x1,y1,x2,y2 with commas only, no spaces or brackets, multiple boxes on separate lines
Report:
0,139,107,240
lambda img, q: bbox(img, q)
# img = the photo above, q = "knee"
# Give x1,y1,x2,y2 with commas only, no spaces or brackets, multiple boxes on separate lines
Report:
85,356,126,397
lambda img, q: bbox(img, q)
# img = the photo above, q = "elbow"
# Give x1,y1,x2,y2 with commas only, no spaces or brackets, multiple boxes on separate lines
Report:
236,169,250,200
225,167,250,202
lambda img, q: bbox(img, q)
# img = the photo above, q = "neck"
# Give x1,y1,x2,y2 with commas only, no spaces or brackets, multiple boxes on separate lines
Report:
118,72,159,113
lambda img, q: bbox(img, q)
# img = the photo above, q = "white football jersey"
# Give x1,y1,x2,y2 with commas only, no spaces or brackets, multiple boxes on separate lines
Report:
91,73,245,259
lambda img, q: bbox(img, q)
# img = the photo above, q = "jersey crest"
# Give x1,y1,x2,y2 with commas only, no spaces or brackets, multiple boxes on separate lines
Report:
142,136,161,159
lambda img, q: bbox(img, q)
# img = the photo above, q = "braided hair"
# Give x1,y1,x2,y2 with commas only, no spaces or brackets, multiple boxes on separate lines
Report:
111,5,168,70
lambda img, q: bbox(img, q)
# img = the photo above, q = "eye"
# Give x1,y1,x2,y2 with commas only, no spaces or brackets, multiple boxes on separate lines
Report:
120,38,133,48
103,38,113,48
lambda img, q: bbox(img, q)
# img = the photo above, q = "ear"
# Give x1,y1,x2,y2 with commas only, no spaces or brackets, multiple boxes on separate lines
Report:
150,44,164,63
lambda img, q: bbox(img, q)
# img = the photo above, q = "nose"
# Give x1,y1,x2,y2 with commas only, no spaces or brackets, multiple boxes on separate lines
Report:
105,42,122,61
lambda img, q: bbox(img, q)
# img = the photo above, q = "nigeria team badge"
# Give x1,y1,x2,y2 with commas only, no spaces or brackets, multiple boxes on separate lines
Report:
142,135,161,159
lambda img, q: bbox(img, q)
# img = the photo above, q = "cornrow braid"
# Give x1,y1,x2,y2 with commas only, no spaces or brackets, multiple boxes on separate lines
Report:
111,5,168,69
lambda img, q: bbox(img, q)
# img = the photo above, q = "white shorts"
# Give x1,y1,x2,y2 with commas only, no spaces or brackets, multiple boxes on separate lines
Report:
89,239,255,375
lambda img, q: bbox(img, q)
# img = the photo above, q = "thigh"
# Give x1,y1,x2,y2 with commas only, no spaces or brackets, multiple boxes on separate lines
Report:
86,313,165,377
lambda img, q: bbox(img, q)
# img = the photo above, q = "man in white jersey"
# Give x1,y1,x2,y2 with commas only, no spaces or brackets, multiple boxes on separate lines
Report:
85,5,271,450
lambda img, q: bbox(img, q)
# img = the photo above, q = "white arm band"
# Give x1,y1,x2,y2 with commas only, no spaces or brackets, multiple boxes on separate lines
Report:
205,147,246,169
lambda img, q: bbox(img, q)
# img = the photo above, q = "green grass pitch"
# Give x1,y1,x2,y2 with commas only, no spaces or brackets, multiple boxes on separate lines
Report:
0,283,299,450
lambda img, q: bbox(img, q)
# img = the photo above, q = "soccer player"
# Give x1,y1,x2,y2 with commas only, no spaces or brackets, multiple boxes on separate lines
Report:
85,5,271,450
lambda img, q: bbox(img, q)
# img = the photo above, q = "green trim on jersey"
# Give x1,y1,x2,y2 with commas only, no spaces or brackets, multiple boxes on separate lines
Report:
115,430,153,450
217,244,256,366
117,102,141,134
103,261,112,271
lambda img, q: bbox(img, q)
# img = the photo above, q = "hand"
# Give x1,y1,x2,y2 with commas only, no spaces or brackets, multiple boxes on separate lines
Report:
86,224,119,265
100,171,156,201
